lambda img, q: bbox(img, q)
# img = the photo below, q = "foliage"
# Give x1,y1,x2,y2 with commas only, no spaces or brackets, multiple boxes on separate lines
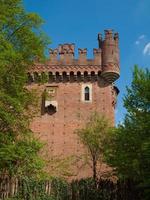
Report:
41,72,49,83
69,178,141,200
105,66,150,199
0,0,50,177
75,112,111,180
30,72,49,84
50,177,69,200
45,155,79,178
1,177,142,200
4,177,69,200
5,178,142,200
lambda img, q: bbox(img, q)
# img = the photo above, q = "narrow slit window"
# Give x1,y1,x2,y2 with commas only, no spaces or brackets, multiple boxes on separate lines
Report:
85,86,90,101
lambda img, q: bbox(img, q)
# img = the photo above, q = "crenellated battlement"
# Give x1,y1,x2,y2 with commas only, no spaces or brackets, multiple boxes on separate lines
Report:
48,29,119,65
28,30,120,84
48,45,102,65
103,30,119,42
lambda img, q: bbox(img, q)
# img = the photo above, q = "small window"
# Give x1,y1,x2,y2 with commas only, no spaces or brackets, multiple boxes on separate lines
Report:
81,84,92,102
84,86,90,101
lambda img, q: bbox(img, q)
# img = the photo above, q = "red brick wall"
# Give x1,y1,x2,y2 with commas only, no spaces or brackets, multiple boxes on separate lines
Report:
28,78,114,179
27,30,120,179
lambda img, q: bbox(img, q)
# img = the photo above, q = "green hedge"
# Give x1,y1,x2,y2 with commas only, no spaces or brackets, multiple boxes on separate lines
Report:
5,177,143,200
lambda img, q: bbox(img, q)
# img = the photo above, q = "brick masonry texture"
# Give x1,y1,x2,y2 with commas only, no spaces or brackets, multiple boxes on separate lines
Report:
27,30,120,179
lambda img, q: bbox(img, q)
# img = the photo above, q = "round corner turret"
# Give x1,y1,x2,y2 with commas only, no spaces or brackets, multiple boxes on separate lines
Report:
101,30,120,83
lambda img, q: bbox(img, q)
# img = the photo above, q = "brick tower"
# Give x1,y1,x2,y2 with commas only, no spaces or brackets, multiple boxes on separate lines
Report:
27,30,120,179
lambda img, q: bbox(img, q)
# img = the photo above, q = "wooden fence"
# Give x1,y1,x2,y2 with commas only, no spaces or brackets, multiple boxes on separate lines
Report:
0,176,18,199
0,176,142,200
0,176,52,199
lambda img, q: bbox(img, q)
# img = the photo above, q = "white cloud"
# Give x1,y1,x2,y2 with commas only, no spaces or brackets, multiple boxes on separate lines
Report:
135,40,140,45
139,34,145,40
135,34,146,45
143,42,150,55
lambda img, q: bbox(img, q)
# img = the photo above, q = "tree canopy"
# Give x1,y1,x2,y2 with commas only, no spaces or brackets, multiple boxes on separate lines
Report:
105,66,150,198
75,112,110,180
0,0,50,177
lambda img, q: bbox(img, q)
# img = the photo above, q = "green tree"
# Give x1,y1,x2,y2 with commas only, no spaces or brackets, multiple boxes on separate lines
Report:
105,66,150,198
75,112,111,180
0,0,50,177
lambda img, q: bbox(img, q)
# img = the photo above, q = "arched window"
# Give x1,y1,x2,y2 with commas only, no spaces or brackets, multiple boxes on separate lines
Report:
84,86,90,101
81,84,92,102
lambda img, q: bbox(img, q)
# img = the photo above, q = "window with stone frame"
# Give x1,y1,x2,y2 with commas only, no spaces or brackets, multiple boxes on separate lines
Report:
81,84,92,102
84,86,90,101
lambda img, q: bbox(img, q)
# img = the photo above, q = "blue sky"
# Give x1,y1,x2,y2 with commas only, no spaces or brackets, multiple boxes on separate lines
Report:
24,0,150,124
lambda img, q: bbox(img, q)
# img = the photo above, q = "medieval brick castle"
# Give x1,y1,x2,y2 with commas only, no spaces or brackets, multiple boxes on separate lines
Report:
27,29,120,179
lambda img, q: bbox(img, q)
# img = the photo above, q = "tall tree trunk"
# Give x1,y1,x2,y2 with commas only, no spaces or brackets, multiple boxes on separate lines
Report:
92,156,97,181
